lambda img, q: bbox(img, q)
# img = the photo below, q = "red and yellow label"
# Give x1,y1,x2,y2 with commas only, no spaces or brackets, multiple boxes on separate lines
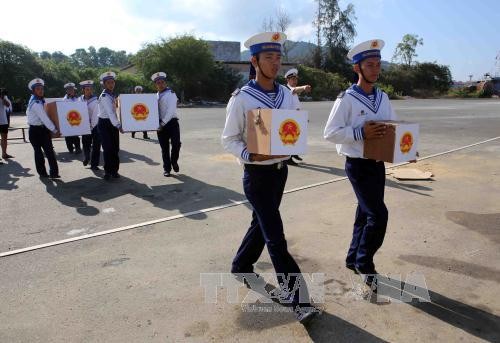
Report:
131,103,149,121
371,40,379,48
272,33,281,42
66,110,82,126
279,119,301,145
400,132,413,154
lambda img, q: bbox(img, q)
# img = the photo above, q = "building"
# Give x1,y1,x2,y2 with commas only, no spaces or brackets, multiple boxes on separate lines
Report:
206,41,241,62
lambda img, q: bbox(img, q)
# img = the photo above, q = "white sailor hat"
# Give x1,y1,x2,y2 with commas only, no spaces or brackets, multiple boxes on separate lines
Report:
64,82,76,89
79,80,94,88
285,68,298,78
99,71,116,83
244,32,286,56
151,72,167,82
347,39,385,64
134,85,143,92
28,78,45,90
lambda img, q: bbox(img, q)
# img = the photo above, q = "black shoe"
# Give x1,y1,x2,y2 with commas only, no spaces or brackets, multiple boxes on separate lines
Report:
2,154,13,159
355,267,378,288
295,306,320,325
83,159,89,166
90,166,100,170
172,162,179,173
103,174,111,180
49,174,61,179
292,155,303,161
39,173,49,178
163,171,171,177
75,149,82,154
112,173,120,179
232,271,265,290
68,150,74,154
286,158,298,166
346,263,359,274
143,134,150,139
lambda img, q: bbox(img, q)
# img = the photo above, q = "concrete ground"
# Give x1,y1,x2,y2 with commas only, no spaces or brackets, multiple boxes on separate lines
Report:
0,99,499,342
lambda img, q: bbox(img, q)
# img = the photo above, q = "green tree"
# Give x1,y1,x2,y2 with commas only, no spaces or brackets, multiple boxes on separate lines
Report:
134,35,214,102
311,3,324,69
392,34,423,66
0,40,43,105
317,0,356,75
37,59,79,98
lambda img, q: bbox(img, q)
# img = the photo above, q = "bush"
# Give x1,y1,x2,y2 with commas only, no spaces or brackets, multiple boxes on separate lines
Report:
378,84,401,99
297,65,349,100
446,87,493,99
379,62,452,97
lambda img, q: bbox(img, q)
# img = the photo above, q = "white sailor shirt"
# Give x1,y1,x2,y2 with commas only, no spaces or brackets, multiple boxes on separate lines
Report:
222,80,295,165
286,84,302,110
63,94,78,102
0,96,9,125
80,95,99,129
324,85,398,158
26,95,57,132
97,90,121,128
158,88,178,126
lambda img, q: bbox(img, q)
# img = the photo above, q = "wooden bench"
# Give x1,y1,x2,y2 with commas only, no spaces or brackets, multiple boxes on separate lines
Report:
7,127,29,143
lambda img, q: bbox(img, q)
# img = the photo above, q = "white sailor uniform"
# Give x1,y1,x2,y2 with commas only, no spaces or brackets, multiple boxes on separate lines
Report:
80,94,101,168
324,83,397,275
97,89,120,177
222,80,294,165
26,94,59,177
157,87,181,174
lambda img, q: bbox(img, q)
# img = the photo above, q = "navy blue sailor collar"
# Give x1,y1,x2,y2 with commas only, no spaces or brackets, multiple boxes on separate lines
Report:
241,79,284,109
102,89,115,98
28,94,45,107
346,84,383,113
158,87,171,99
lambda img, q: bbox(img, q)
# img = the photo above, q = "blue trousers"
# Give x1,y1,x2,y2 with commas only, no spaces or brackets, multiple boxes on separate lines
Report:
157,118,181,173
82,127,101,168
29,125,58,177
232,163,308,303
97,118,119,175
345,157,388,273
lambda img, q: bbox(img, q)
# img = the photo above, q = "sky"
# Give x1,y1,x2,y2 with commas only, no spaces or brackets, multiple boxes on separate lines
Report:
1,0,499,81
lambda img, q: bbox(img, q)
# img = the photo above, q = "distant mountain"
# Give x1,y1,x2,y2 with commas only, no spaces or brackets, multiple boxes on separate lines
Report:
241,40,316,62
241,40,393,69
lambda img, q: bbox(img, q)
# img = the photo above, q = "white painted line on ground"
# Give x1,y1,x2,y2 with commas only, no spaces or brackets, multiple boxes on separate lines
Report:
1,136,499,258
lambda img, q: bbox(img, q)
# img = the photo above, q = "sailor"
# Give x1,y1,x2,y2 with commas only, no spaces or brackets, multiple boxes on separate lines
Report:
131,85,150,139
222,32,318,324
284,68,312,165
26,78,60,178
97,71,122,180
79,80,101,170
324,39,400,289
63,82,82,154
151,72,181,177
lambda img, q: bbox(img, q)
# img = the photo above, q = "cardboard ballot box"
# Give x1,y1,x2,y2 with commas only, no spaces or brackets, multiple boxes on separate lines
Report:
46,101,91,137
247,109,308,155
363,121,419,163
118,94,160,132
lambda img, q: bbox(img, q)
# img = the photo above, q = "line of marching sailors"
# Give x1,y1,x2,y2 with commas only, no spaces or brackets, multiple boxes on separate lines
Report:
26,31,398,325
25,71,181,180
